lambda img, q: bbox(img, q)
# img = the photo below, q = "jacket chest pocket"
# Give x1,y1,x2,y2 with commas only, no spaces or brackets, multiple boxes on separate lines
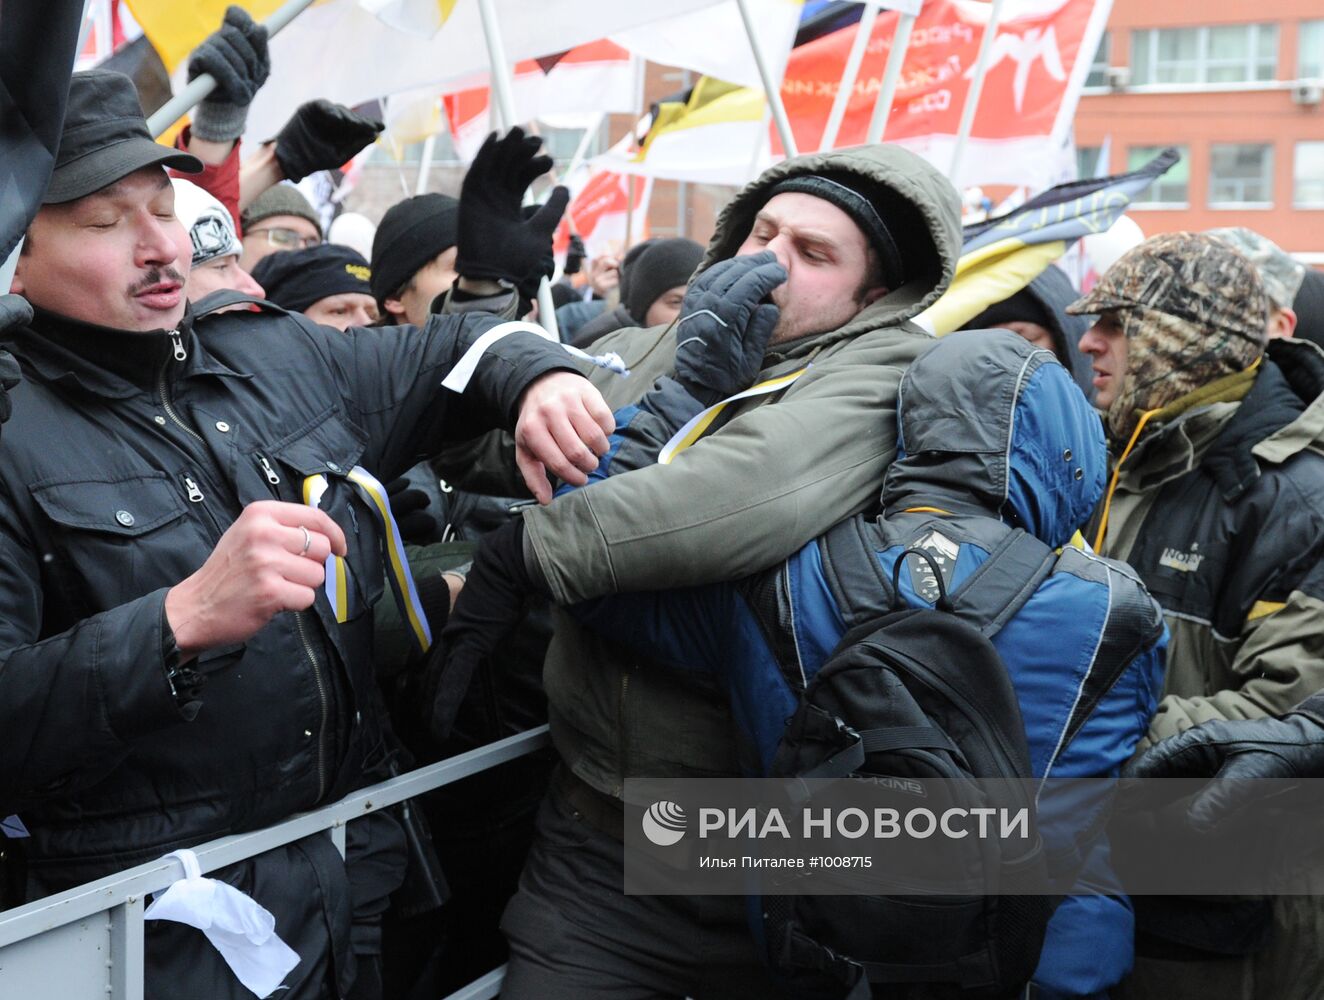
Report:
1143,539,1229,621
29,473,202,615
267,411,384,618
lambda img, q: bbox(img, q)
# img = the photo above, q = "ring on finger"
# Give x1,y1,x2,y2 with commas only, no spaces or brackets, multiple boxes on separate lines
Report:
299,525,312,556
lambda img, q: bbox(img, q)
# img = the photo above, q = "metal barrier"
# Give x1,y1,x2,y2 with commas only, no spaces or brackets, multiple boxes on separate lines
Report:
0,726,551,999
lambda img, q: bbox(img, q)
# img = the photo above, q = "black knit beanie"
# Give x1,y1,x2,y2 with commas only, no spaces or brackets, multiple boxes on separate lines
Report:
1295,268,1324,350
370,193,459,307
253,244,373,313
623,238,705,324
765,172,927,290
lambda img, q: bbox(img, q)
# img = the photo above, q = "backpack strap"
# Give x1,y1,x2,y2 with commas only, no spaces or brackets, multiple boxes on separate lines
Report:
943,528,1056,638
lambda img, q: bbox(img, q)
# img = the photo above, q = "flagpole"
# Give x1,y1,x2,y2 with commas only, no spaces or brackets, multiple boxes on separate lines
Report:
475,0,560,338
414,132,436,195
734,0,798,157
819,1,881,152
865,6,919,144
947,0,1005,183
146,0,318,137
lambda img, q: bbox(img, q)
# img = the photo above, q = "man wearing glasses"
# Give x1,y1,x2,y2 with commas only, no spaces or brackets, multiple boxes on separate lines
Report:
238,183,323,269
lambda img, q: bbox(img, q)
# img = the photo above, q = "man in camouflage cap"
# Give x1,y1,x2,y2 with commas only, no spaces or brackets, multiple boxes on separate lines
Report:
1069,232,1324,998
1069,231,1268,442
1209,226,1306,340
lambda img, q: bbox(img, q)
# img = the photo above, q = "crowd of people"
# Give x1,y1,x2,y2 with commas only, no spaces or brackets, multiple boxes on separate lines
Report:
4,8,1324,1000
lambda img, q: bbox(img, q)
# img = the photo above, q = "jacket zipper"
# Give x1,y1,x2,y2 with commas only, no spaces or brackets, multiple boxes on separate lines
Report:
159,335,331,800
156,331,203,445
294,609,330,800
255,453,282,486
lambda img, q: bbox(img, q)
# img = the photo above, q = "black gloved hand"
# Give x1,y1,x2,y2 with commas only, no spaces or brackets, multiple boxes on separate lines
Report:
274,100,384,183
671,251,786,406
456,127,570,288
427,519,543,741
385,475,437,545
564,234,587,276
0,295,30,428
187,5,270,143
1124,705,1324,832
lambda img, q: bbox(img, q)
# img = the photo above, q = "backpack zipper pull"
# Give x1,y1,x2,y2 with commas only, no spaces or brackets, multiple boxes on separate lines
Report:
183,475,204,503
169,330,187,362
256,453,281,486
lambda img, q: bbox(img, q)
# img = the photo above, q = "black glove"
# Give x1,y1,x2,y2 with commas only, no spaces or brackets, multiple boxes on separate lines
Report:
274,100,383,183
426,520,543,741
671,251,786,405
385,475,437,545
1124,707,1324,831
456,127,570,288
564,234,587,276
187,5,270,143
0,295,31,428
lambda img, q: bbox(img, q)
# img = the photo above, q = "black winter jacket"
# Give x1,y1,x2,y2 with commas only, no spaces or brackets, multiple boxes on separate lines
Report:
0,297,574,894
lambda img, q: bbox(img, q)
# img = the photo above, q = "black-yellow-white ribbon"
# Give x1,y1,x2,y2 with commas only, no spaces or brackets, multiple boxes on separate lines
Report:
303,465,432,652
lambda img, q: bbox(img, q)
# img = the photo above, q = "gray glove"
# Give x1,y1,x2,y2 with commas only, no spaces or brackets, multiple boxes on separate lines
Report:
187,5,271,142
671,251,786,405
1124,697,1324,831
0,295,32,427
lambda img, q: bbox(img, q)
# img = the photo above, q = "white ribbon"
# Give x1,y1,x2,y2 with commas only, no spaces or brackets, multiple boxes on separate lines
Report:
440,320,629,393
144,849,300,998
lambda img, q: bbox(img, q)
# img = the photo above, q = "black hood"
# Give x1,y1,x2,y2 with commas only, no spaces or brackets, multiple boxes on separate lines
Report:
963,265,1094,399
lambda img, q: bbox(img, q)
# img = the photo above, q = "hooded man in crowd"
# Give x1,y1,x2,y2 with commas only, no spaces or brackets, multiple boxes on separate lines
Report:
431,142,963,997
1069,232,1324,999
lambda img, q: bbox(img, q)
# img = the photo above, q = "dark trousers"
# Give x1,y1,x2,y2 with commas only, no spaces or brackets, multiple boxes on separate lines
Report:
499,786,786,1000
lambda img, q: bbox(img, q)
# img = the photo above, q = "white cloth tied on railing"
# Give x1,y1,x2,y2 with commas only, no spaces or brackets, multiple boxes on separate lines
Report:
143,848,300,998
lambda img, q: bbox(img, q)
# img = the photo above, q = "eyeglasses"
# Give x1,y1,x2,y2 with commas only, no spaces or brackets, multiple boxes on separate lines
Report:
248,226,320,250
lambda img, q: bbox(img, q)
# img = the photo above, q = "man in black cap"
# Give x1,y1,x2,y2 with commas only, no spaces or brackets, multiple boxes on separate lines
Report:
370,192,460,326
1,69,611,1000
254,243,378,329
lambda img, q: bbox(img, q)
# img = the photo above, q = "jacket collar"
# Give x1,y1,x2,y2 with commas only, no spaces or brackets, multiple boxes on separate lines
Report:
8,303,248,399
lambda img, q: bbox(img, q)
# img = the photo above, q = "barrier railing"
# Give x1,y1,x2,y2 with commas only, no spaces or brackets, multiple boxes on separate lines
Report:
0,725,551,999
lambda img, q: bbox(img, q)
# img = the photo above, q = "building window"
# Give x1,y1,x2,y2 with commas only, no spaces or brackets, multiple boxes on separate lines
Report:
1296,142,1324,206
1131,24,1278,85
1127,145,1189,205
1085,31,1110,87
1301,20,1324,79
1076,145,1103,179
1209,143,1274,206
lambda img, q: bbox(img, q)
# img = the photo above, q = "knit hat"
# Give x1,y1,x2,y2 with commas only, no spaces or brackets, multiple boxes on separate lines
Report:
171,179,240,267
239,183,322,236
1068,231,1268,440
369,193,460,306
251,244,372,313
765,172,915,288
1294,268,1324,350
623,238,705,324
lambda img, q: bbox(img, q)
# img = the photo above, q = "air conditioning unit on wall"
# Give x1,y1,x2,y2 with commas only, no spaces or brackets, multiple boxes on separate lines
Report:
1105,67,1130,91
1292,83,1323,106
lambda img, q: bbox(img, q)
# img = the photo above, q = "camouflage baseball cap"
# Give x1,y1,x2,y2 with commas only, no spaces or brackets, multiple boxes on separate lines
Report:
1207,227,1305,310
1068,232,1269,441
1067,232,1268,344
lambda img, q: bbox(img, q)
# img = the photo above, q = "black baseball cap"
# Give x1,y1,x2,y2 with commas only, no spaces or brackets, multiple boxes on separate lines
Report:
43,69,202,205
